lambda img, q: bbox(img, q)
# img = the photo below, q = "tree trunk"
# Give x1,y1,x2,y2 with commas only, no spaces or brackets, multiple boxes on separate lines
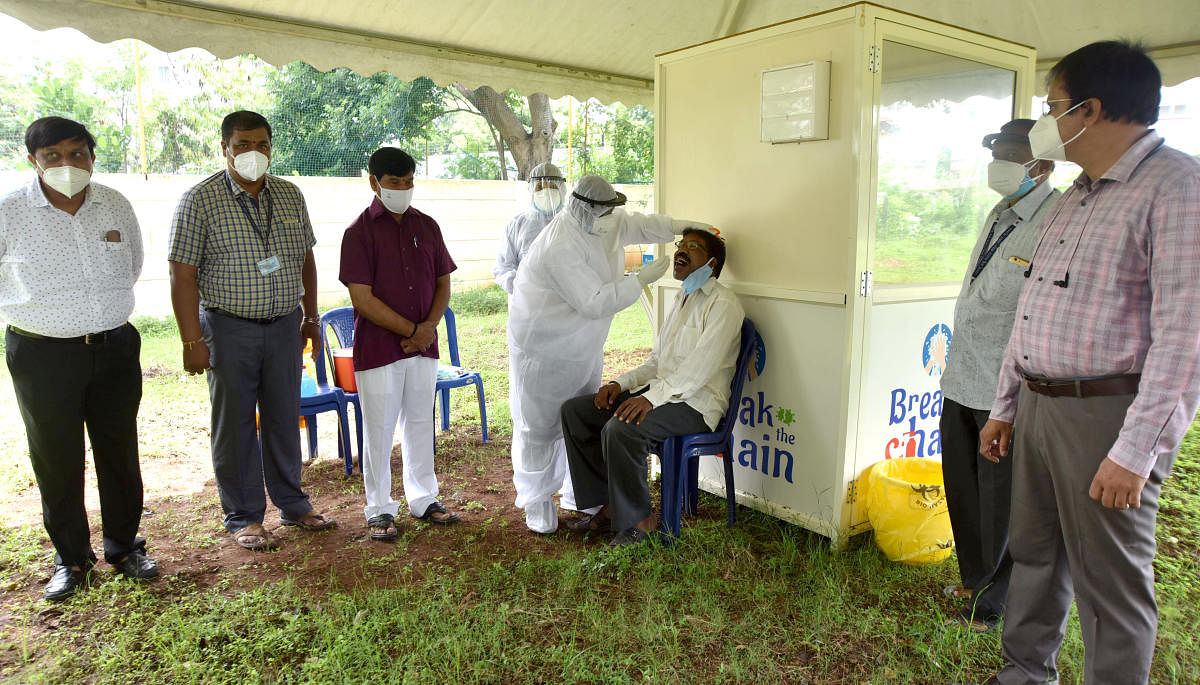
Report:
453,84,557,180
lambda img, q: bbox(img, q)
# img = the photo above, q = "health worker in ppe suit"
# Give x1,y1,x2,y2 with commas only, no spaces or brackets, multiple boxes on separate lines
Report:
507,174,710,533
492,162,565,294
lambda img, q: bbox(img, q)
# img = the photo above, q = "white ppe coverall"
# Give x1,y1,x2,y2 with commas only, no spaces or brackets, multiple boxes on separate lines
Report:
493,209,553,294
507,207,674,531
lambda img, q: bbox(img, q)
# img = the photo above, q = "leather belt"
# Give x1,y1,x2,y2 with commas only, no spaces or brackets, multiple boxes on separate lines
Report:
203,307,288,325
8,324,125,345
1020,370,1140,398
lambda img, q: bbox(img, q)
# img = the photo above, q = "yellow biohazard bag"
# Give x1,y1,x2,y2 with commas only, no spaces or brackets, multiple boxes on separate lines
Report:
865,458,954,565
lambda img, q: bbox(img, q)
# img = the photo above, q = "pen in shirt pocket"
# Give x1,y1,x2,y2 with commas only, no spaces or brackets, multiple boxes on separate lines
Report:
413,235,418,247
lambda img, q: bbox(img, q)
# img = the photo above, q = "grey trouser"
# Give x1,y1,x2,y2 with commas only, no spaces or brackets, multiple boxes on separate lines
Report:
561,391,708,532
941,397,1013,623
202,308,312,532
997,386,1168,685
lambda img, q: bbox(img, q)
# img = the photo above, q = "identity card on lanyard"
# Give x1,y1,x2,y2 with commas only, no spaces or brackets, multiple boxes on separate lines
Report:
236,191,280,276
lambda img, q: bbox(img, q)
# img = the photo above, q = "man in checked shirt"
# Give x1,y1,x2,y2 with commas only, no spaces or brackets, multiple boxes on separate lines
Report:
169,111,335,552
978,41,1200,685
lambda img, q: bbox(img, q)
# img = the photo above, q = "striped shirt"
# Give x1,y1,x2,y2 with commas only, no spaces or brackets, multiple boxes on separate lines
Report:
991,132,1200,478
168,171,316,319
0,177,142,336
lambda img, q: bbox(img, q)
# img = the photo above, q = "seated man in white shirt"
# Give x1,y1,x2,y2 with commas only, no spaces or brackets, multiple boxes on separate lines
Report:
560,228,744,546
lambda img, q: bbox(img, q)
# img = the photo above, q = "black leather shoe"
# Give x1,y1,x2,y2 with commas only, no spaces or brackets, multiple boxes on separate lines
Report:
608,527,651,547
44,564,86,602
114,551,159,580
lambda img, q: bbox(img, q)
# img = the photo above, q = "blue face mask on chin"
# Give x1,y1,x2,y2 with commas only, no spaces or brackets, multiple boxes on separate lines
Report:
1008,173,1037,201
681,260,714,295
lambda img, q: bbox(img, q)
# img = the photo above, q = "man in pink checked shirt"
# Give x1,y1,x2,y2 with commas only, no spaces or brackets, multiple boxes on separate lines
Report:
977,41,1200,685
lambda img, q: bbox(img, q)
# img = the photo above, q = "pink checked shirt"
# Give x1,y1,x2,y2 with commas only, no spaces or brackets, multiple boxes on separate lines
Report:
992,132,1200,478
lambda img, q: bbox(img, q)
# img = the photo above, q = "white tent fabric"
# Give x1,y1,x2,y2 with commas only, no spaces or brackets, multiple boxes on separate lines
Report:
0,0,1197,104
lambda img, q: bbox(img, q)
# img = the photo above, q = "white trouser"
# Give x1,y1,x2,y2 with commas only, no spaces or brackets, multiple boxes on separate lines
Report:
509,347,602,529
355,356,438,520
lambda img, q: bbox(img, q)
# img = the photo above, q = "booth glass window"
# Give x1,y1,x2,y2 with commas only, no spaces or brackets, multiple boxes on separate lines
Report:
874,41,1015,284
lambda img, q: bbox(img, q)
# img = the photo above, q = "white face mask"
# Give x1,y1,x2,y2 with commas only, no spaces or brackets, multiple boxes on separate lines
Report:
589,211,616,235
38,163,91,198
378,186,413,214
231,150,270,182
532,187,564,215
987,160,1041,199
1028,101,1086,161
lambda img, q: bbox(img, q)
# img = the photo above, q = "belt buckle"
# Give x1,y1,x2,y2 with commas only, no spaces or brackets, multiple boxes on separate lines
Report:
84,331,107,345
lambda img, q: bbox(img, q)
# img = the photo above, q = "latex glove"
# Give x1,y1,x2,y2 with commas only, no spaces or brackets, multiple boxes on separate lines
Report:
637,255,670,285
671,218,713,235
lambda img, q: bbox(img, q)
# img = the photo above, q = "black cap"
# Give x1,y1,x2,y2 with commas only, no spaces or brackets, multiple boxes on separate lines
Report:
982,119,1036,149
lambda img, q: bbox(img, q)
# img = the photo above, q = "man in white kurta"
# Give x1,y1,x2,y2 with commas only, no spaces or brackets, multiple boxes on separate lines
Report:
507,174,701,533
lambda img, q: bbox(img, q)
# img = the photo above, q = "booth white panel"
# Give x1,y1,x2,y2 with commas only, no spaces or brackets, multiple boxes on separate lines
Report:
694,291,851,541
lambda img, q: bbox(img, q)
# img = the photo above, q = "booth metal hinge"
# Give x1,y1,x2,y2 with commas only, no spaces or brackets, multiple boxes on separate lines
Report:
858,270,873,297
867,45,881,73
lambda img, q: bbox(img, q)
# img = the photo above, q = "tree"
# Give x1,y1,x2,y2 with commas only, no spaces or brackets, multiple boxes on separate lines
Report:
606,105,654,184
266,64,447,176
452,84,556,180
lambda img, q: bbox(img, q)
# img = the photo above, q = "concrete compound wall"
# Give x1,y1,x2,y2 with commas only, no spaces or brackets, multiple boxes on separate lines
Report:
0,172,654,316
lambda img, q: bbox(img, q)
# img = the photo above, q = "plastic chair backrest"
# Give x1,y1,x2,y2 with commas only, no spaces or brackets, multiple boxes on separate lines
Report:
319,306,356,387
711,318,757,437
322,306,356,348
443,307,461,367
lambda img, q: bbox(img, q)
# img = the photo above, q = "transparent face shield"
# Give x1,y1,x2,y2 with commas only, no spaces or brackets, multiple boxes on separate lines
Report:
530,178,565,215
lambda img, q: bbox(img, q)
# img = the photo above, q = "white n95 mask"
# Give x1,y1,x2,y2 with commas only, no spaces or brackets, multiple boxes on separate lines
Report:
39,164,91,198
378,187,413,214
532,188,564,215
232,150,270,182
987,160,1038,199
1028,101,1086,161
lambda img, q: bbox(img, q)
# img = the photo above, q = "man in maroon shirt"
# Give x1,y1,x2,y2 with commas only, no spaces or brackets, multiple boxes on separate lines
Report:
339,147,460,541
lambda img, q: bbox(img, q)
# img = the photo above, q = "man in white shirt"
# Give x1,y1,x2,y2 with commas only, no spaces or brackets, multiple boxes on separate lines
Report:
0,116,158,602
560,228,744,545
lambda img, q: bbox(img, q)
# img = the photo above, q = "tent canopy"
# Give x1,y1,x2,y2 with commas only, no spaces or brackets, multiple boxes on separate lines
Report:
1,0,1198,106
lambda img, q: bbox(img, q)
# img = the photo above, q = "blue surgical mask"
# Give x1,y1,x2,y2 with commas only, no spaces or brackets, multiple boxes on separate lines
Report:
681,259,714,295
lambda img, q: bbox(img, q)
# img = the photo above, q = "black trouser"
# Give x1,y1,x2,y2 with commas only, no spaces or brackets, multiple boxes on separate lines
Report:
940,397,1013,622
5,324,145,567
561,391,709,532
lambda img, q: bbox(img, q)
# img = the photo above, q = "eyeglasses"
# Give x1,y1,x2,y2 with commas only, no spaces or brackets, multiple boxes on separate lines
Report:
674,239,707,252
1041,98,1074,116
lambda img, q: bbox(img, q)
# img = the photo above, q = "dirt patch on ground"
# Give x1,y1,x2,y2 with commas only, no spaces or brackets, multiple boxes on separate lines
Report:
0,347,715,651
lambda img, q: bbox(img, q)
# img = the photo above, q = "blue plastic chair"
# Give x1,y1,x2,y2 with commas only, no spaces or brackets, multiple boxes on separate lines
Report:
318,307,364,475
435,307,488,443
298,334,353,474
655,318,757,540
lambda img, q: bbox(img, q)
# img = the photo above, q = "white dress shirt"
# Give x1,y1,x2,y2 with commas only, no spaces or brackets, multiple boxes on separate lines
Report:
615,278,745,430
0,177,143,337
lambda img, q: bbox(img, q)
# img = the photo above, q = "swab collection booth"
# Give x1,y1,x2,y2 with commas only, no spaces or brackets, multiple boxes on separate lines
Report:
650,3,1036,546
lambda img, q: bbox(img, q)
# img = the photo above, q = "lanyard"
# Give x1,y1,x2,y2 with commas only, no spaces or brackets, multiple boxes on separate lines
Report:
971,215,1019,280
234,189,273,250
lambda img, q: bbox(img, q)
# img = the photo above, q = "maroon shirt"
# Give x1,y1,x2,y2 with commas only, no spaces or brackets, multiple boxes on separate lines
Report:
339,198,456,372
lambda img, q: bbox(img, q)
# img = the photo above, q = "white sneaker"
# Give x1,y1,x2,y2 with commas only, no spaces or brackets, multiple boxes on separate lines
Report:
524,500,558,534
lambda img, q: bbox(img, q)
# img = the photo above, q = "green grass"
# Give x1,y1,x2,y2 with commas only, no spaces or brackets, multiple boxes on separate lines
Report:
873,232,978,285
0,294,1196,683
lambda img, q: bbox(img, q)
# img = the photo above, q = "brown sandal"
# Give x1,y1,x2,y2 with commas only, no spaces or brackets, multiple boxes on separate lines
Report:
566,511,611,534
281,512,337,531
232,523,279,550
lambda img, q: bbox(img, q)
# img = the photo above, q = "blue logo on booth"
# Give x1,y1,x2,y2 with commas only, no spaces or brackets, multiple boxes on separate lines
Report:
748,331,766,381
922,323,951,377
